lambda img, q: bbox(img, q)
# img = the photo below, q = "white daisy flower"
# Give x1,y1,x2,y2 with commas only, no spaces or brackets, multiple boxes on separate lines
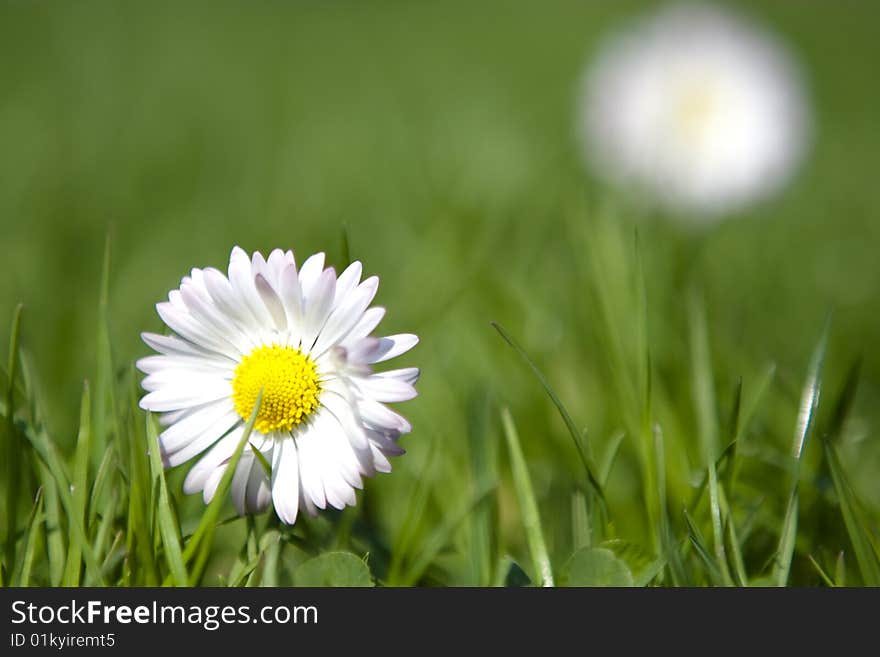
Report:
579,2,810,217
137,246,419,525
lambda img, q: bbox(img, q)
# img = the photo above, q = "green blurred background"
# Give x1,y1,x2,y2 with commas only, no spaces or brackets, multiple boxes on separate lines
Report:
1,0,878,583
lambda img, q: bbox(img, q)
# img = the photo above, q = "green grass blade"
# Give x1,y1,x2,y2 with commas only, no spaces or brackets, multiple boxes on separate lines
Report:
807,554,836,587
727,363,776,494
386,433,438,585
571,490,591,550
724,514,748,587
654,425,688,586
773,321,829,587
466,390,498,586
180,390,262,585
125,365,158,585
683,507,723,586
90,495,117,580
501,407,554,587
3,303,24,582
37,462,65,586
62,381,91,586
824,442,880,585
93,234,115,467
21,423,106,585
834,551,846,587
399,482,496,586
492,322,603,500
88,447,115,529
599,431,626,488
689,294,720,465
146,413,188,587
824,358,861,444
707,462,733,586
14,488,44,586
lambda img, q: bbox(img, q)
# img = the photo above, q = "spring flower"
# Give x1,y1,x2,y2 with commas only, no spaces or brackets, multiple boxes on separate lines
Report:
138,246,419,524
579,3,810,217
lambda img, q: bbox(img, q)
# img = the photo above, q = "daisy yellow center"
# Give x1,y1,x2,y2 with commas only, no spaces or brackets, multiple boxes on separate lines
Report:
675,82,719,142
232,344,321,434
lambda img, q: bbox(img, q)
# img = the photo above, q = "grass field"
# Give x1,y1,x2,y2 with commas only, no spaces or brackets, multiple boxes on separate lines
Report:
1,0,879,586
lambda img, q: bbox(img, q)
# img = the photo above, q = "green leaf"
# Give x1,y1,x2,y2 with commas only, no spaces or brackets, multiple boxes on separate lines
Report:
689,294,720,464
37,462,65,586
62,381,91,586
824,442,880,586
807,554,836,587
707,462,733,585
683,508,723,586
501,407,554,587
599,431,625,488
773,320,829,587
466,390,498,587
20,422,106,585
179,390,262,585
14,488,44,586
563,547,634,587
293,552,374,587
146,414,188,587
398,481,495,586
3,303,23,581
93,234,116,469
492,322,603,501
497,557,532,587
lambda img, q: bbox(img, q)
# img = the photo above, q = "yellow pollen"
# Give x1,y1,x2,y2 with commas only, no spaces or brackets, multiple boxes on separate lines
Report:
232,344,321,434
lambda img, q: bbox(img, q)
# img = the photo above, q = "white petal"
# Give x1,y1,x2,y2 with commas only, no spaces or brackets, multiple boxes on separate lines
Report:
183,427,243,494
297,252,326,299
367,426,406,457
300,267,337,351
203,267,260,336
369,444,393,473
141,332,223,360
312,277,379,357
156,301,240,359
139,379,232,412
228,247,273,327
344,337,381,365
355,375,418,403
140,368,229,393
162,412,241,468
358,398,412,433
311,411,358,509
156,399,234,454
266,248,292,288
340,306,386,344
202,466,225,504
254,273,288,331
321,411,365,488
369,334,419,363
136,353,233,375
272,438,300,524
246,451,273,513
231,452,254,514
333,261,363,308
179,282,250,353
296,426,327,510
278,263,304,340
373,367,420,386
319,387,369,450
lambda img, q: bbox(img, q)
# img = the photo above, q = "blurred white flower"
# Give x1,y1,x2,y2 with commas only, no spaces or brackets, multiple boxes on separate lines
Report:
138,247,419,525
579,3,810,218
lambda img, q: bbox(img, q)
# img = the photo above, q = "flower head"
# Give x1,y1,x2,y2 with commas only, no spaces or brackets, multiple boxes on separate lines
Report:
138,246,419,524
579,3,810,218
